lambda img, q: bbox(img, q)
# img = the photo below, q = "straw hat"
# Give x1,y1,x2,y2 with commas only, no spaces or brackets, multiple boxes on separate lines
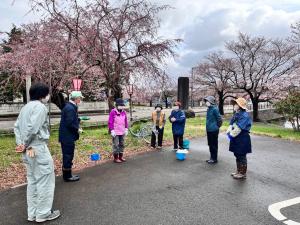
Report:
231,98,247,110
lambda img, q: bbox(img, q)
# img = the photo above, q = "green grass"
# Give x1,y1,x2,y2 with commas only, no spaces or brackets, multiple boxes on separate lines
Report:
1,116,299,171
222,120,300,141
249,123,300,141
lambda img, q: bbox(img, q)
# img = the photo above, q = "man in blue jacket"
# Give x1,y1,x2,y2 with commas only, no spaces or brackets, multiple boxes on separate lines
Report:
59,91,83,182
204,96,222,164
169,101,186,151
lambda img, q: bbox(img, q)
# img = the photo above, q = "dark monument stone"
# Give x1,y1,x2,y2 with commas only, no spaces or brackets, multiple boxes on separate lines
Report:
178,77,189,110
178,77,195,118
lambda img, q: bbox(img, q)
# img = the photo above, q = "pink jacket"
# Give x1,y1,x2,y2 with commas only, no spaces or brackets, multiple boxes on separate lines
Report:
108,108,128,135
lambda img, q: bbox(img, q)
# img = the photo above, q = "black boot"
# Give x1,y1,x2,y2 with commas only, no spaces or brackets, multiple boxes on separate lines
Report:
62,168,80,182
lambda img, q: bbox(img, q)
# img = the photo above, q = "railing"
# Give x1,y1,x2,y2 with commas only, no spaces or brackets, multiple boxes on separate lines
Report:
247,102,274,111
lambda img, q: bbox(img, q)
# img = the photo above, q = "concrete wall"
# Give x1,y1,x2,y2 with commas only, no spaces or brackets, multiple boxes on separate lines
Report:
248,108,283,121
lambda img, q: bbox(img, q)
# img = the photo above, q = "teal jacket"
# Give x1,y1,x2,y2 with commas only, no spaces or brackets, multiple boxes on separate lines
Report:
206,106,222,132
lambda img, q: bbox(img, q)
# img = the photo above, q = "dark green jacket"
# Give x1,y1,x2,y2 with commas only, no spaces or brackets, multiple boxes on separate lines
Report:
206,106,221,132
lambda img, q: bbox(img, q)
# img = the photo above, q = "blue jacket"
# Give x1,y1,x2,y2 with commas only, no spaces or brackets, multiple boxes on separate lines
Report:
169,109,186,135
229,110,252,154
206,106,222,132
230,111,252,131
59,102,80,144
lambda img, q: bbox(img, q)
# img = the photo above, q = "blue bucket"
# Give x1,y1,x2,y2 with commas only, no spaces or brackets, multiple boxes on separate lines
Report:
176,150,188,161
90,153,101,161
183,139,190,149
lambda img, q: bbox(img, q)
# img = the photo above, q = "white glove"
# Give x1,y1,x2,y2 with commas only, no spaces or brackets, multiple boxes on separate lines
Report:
152,125,156,132
226,125,233,134
171,117,176,122
125,129,128,136
78,128,83,134
111,130,116,137
26,147,36,158
229,123,242,137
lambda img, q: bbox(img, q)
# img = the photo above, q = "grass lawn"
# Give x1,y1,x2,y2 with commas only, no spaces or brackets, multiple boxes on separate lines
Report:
0,117,206,172
1,116,299,173
221,120,300,142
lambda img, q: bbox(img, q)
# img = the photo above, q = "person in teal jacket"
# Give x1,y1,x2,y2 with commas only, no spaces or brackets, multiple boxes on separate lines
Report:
204,96,222,164
169,101,186,150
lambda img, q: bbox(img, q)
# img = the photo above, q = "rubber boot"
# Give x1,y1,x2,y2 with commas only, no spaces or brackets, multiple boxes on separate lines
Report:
231,162,240,176
113,153,122,163
233,164,247,179
119,153,126,162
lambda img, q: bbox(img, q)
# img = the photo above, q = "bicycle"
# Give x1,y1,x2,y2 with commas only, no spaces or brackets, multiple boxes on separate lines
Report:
129,120,155,144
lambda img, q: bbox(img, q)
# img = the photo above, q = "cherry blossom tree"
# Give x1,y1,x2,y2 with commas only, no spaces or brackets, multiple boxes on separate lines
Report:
194,52,236,115
226,33,299,121
28,0,180,109
0,20,96,108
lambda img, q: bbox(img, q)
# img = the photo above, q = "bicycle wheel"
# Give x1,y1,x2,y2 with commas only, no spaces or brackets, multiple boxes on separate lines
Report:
141,123,153,144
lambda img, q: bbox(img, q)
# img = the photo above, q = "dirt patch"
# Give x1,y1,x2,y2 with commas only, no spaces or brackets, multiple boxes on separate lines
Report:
0,142,173,190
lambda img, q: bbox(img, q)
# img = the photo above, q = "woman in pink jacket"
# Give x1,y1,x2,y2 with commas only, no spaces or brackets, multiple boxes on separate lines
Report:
108,98,128,163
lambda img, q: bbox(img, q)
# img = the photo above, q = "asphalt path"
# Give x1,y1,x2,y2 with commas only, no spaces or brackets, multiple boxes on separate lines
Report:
0,134,299,225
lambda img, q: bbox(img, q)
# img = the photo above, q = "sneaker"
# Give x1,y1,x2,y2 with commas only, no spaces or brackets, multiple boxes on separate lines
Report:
36,210,60,223
206,159,218,164
27,217,35,222
157,146,162,150
233,173,247,179
172,148,178,152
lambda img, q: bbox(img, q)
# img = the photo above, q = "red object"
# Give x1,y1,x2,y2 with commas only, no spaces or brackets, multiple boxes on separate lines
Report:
72,78,83,91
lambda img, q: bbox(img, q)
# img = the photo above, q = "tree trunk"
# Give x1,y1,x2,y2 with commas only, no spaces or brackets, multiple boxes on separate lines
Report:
107,84,123,111
217,91,224,115
252,98,260,122
51,92,66,110
164,93,168,108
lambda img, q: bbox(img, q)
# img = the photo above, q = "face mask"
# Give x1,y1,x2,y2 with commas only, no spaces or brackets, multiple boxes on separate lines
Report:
76,98,82,106
117,106,124,110
206,101,211,107
174,106,179,110
234,104,240,112
156,108,161,112
41,95,50,104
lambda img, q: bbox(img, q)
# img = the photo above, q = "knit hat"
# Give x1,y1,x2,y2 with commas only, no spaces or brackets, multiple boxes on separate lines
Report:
155,103,163,109
204,96,216,105
231,98,247,110
115,98,125,106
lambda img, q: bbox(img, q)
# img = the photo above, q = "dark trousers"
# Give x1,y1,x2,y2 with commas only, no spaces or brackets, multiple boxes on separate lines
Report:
207,130,219,161
151,127,164,147
61,142,75,169
112,135,125,154
173,134,183,149
234,153,247,165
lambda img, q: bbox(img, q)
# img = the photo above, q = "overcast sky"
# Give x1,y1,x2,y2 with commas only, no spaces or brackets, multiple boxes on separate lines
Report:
1,0,300,77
